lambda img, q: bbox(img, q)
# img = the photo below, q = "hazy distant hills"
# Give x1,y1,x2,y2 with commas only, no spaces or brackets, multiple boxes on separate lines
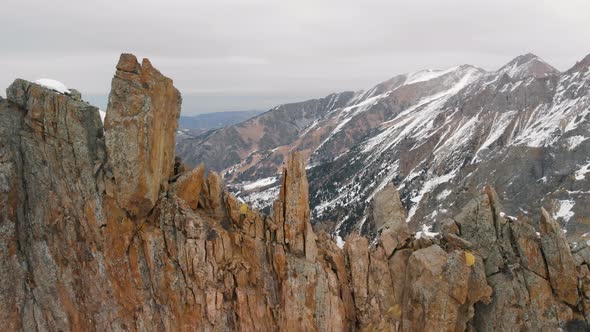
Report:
178,110,263,131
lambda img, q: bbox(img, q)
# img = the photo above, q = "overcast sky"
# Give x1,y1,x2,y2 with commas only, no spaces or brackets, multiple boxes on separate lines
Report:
1,0,589,114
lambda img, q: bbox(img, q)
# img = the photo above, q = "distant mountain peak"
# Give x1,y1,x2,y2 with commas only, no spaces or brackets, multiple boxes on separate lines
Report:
567,53,590,73
497,53,559,80
512,52,540,63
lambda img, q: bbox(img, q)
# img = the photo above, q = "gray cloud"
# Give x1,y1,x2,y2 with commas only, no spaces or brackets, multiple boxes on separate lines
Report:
1,0,589,114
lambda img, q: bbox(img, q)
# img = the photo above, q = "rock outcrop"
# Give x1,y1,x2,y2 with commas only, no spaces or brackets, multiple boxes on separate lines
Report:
273,152,315,258
1,53,590,331
373,184,410,256
104,53,181,218
1,78,107,331
540,207,579,305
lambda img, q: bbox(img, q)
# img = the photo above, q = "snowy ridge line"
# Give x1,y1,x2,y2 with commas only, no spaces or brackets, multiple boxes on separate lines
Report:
403,66,461,86
361,67,483,156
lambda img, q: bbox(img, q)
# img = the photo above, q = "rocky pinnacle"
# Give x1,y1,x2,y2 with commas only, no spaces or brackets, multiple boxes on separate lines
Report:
104,53,181,218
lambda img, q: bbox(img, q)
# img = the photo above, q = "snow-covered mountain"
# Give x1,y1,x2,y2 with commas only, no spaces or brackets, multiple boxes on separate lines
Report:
176,53,590,239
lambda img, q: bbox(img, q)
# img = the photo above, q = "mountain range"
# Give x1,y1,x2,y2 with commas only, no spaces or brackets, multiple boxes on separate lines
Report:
176,53,590,240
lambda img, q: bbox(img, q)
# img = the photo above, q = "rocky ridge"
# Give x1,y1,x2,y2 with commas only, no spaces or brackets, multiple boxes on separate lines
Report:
1,54,590,330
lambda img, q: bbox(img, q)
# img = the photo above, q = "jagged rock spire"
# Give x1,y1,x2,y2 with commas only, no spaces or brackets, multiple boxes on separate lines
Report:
540,207,579,305
104,53,181,217
373,184,410,256
273,152,316,260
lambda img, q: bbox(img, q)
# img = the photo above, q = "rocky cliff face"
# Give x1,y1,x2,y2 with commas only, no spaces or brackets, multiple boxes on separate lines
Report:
176,53,590,240
1,53,590,331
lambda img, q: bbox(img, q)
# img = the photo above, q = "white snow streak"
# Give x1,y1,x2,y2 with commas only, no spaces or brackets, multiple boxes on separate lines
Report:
472,111,516,162
34,79,70,94
566,135,587,151
436,189,452,201
575,161,590,180
415,224,439,239
363,67,483,156
407,169,458,222
315,91,390,151
554,200,575,223
242,176,278,191
335,235,345,249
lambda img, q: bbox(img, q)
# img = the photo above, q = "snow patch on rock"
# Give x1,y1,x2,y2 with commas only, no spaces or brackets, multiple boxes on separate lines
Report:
554,199,575,223
436,189,452,201
416,224,439,239
34,79,70,95
575,161,590,180
565,135,587,150
407,169,458,222
335,235,345,249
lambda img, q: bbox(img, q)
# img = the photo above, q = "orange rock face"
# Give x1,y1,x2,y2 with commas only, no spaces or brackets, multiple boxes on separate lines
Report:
104,53,181,218
273,152,312,257
0,54,589,331
172,163,205,210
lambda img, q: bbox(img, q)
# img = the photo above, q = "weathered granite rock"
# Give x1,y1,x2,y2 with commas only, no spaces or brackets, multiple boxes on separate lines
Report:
171,163,205,210
0,99,26,331
402,246,491,331
373,184,407,232
273,152,315,258
2,78,110,331
510,218,547,279
374,184,410,257
344,235,370,312
69,88,82,100
540,207,579,306
453,192,505,276
468,189,577,331
104,53,181,218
